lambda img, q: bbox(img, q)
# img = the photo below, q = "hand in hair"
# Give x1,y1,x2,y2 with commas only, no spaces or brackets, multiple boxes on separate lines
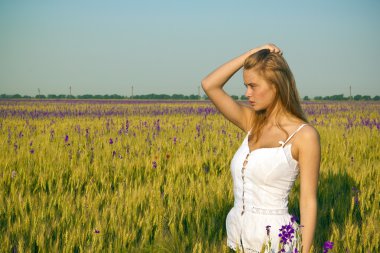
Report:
254,43,282,55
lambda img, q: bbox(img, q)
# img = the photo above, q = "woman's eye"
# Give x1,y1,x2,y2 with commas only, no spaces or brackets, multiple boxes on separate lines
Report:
244,84,255,89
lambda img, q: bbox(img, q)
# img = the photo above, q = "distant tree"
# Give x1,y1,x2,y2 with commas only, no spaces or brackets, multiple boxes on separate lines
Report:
35,95,46,99
23,95,32,98
11,94,22,98
314,96,323,100
189,94,200,100
230,95,239,100
240,95,248,100
362,95,371,100
353,95,362,101
77,94,94,99
335,94,344,100
109,94,124,99
48,94,58,99
57,94,66,99
203,94,209,100
157,94,170,99
172,94,185,99
374,95,380,101
303,96,310,101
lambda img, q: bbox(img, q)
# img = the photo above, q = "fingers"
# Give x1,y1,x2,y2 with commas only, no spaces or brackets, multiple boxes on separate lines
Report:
269,44,282,54
261,43,283,55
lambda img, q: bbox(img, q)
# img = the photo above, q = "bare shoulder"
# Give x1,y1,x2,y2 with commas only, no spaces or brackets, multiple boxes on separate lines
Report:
292,124,321,161
298,124,320,146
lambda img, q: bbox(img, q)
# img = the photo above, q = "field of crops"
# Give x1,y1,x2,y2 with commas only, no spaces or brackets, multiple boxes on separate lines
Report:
0,99,379,252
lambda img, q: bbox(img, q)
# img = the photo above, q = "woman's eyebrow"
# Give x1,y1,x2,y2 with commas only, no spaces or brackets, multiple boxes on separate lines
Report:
243,82,256,86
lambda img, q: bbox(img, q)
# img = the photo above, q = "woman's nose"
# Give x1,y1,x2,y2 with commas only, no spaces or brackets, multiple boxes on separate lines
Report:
245,88,252,98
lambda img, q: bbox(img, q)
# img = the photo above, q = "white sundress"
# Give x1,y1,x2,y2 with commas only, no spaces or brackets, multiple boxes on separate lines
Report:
226,124,309,253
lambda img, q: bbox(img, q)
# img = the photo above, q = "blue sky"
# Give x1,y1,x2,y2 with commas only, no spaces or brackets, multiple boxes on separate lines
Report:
0,0,379,98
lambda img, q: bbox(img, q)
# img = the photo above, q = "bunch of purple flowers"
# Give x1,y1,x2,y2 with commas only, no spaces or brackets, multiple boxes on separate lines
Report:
263,214,334,253
277,215,301,253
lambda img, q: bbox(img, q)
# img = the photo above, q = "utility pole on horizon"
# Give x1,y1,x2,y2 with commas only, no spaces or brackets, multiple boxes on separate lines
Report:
69,86,72,97
131,85,134,99
198,86,200,100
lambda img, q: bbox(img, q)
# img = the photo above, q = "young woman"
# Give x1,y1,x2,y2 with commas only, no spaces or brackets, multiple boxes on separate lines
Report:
201,44,320,253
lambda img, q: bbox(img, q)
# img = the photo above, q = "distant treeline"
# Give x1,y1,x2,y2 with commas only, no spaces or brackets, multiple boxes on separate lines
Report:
1,93,379,101
303,94,379,101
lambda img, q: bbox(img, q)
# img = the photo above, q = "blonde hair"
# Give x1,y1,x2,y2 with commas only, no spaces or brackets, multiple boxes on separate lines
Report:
243,49,308,143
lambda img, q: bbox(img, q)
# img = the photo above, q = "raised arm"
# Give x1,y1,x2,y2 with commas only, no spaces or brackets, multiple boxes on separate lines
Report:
201,44,282,132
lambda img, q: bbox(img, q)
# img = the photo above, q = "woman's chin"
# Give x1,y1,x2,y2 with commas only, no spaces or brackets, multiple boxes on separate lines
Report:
251,104,260,110
253,107,267,113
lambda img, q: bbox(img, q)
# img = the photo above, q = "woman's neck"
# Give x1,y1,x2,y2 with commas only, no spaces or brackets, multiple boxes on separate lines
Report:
264,103,299,127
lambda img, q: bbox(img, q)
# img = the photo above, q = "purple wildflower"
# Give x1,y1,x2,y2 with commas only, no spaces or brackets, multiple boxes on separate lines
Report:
278,223,295,252
352,186,360,205
30,149,34,154
196,124,200,137
290,215,299,223
173,137,177,144
85,128,89,139
65,135,69,143
94,229,100,234
109,138,113,144
323,241,334,253
155,119,160,131
152,161,157,169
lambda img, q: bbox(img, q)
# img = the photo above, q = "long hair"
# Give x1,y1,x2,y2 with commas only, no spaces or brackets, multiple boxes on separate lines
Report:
243,49,308,143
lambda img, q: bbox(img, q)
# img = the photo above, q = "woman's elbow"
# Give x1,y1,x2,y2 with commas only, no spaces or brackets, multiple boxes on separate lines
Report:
300,197,317,210
201,79,211,92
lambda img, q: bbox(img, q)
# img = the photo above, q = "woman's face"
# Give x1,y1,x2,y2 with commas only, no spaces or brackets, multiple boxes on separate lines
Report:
243,69,277,111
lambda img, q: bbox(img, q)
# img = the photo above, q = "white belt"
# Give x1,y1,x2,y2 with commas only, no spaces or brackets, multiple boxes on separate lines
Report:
234,202,288,215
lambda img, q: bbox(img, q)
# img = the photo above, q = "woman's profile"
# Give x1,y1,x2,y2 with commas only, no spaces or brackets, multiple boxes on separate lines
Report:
201,44,320,253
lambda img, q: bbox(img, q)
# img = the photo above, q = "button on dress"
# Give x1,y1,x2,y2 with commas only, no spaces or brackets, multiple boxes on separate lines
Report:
226,124,308,253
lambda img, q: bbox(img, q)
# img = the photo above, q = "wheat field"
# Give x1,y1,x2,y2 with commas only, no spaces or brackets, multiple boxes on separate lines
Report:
0,100,379,252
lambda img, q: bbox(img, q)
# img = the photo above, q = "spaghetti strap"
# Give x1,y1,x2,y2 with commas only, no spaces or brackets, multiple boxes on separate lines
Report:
279,123,308,147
